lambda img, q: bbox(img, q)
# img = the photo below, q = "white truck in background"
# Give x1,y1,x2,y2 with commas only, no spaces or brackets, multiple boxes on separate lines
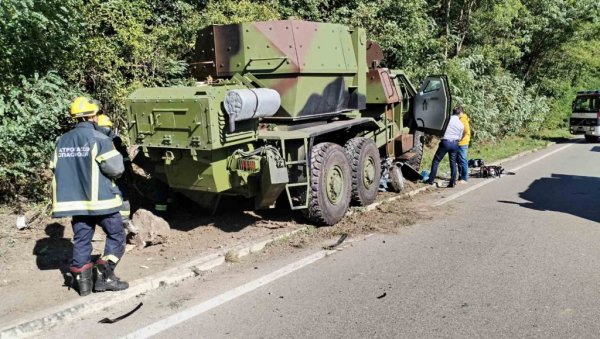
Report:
570,90,600,142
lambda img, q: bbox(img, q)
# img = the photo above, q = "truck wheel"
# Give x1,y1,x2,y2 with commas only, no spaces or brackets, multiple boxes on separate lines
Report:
585,135,598,143
405,130,424,172
305,142,351,226
344,138,381,206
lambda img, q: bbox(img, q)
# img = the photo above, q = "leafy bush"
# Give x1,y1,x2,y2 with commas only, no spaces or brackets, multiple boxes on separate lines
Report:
0,0,598,203
443,55,549,140
0,72,80,202
0,0,84,89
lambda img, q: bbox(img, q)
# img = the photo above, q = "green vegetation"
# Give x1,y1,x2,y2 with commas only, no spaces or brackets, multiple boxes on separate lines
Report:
1,0,598,201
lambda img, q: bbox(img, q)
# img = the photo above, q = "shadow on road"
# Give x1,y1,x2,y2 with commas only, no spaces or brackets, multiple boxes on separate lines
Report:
499,173,600,223
33,223,74,288
33,223,72,271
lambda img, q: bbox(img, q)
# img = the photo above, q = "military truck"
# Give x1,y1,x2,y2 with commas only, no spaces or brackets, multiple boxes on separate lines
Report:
570,90,600,142
126,20,451,225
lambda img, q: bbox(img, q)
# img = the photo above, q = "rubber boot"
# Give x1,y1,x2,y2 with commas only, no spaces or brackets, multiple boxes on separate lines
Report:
70,263,93,296
94,260,129,292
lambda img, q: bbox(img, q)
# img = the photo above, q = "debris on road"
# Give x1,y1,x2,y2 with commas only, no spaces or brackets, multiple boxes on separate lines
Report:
377,292,387,299
130,209,170,249
225,250,239,263
16,215,28,230
324,234,348,250
98,302,143,324
255,220,290,229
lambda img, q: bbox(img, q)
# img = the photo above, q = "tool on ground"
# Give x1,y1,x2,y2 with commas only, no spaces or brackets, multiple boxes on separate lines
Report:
98,302,143,324
324,234,348,250
479,165,505,178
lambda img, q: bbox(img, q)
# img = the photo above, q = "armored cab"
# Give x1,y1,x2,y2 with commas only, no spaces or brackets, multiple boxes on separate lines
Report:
127,20,451,225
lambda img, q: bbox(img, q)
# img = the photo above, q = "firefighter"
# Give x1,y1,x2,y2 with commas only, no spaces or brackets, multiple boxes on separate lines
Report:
96,114,136,233
50,97,129,296
97,114,170,220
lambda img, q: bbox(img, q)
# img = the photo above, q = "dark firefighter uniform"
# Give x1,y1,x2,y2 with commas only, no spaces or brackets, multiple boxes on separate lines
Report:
51,97,129,296
97,114,133,227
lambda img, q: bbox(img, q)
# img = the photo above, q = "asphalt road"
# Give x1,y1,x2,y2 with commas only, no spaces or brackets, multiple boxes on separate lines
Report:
43,138,600,338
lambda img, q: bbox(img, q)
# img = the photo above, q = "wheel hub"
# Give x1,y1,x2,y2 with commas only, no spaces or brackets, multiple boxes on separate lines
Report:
363,156,376,187
326,165,344,204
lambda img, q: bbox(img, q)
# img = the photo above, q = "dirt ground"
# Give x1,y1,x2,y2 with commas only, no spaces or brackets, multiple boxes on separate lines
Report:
0,181,439,326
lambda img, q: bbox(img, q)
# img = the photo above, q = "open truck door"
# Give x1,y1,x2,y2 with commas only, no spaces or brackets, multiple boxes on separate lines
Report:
413,75,451,137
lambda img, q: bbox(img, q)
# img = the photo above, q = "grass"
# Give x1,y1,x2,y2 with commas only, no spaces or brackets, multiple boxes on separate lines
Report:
224,250,239,263
421,128,572,178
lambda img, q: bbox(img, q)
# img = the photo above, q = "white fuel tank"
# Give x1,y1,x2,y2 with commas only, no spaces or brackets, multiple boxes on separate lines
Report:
224,88,281,132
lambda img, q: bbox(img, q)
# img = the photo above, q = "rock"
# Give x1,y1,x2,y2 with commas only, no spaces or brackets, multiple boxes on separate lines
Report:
130,209,170,249
16,215,28,230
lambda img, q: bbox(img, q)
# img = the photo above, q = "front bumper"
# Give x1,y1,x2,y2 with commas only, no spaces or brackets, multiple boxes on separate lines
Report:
570,125,600,136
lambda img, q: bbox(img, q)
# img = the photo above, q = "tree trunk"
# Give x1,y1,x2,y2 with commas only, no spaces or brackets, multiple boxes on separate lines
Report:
444,0,452,60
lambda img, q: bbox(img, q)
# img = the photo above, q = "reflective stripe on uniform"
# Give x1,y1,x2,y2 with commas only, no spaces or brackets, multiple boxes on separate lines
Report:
52,195,122,213
52,176,57,207
49,149,58,169
96,149,121,162
91,144,99,201
120,210,130,217
155,204,168,211
101,254,119,264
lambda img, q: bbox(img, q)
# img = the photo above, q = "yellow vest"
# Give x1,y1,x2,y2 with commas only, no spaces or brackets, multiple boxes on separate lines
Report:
459,113,470,146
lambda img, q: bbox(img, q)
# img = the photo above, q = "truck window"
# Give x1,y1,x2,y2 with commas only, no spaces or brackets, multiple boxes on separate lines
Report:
422,79,442,93
573,96,599,112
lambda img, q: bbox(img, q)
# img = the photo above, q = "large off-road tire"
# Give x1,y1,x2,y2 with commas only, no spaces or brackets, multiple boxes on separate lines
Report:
405,130,424,172
585,135,599,143
304,142,352,226
344,137,381,206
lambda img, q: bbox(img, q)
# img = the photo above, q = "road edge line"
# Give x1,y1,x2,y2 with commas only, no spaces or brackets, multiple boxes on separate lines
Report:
0,227,309,339
124,236,363,338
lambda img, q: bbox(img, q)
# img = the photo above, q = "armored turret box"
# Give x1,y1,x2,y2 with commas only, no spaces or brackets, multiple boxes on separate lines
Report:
190,20,367,120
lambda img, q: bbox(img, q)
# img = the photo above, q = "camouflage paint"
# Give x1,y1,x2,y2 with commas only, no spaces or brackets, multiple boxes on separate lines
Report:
191,20,366,120
126,20,451,211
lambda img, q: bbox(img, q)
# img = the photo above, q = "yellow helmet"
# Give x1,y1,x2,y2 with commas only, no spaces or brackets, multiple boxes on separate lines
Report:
70,97,100,118
97,114,113,127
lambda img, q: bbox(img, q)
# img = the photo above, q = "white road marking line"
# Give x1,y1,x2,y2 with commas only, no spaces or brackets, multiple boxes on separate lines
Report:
432,179,497,206
509,143,574,172
123,247,345,338
433,143,574,207
123,143,575,337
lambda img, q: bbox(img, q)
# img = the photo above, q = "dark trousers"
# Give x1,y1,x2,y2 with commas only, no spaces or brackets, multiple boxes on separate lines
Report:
71,212,125,268
427,139,459,185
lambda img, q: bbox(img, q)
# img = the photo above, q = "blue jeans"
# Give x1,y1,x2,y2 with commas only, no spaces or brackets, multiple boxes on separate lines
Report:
427,139,459,185
458,145,469,181
71,213,125,268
